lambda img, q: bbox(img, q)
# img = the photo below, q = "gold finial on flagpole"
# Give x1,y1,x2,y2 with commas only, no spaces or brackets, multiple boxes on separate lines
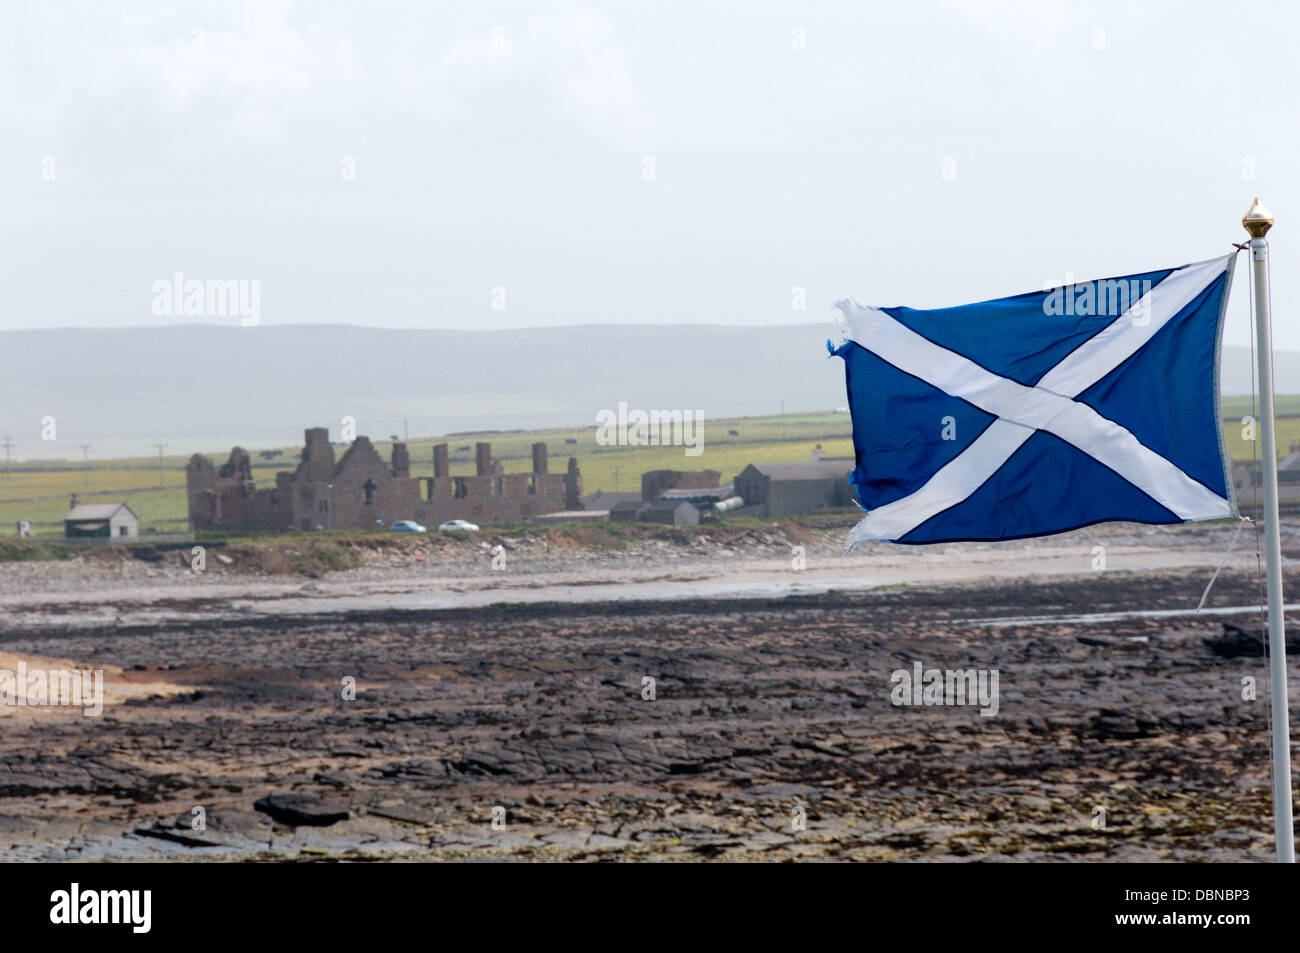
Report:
1243,196,1274,238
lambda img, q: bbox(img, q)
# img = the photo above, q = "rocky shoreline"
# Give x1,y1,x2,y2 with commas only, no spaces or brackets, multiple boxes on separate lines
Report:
0,520,1295,861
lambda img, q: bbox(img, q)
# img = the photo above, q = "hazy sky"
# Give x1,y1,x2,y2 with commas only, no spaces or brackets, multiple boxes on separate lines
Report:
3,0,1297,348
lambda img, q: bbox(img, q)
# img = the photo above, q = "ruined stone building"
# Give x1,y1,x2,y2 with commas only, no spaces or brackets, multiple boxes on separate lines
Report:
188,428,582,532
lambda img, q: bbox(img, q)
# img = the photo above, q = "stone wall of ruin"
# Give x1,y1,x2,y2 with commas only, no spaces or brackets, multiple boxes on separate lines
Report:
187,430,582,532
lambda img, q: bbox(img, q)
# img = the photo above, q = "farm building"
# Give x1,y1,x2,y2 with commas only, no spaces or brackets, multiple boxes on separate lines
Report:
582,490,643,511
643,499,700,526
640,469,721,502
657,483,735,508
1233,444,1300,507
608,499,698,525
732,460,856,517
64,501,139,539
609,500,649,522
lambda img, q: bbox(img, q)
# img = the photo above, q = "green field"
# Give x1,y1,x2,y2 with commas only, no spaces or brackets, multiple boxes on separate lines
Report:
1219,396,1300,463
4,401,1293,537
0,411,857,536
1220,395,1300,418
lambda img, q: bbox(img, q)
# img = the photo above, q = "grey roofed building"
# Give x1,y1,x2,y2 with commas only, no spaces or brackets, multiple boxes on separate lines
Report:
740,461,854,480
64,501,140,539
640,468,721,502
733,460,855,518
643,499,700,526
609,500,649,521
67,503,132,519
657,482,733,501
1240,443,1300,492
583,490,644,509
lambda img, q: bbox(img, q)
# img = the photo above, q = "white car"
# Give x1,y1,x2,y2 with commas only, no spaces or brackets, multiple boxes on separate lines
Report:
438,520,480,533
390,520,427,533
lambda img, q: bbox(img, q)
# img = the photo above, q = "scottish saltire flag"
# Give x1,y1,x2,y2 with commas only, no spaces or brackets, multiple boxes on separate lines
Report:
831,254,1237,548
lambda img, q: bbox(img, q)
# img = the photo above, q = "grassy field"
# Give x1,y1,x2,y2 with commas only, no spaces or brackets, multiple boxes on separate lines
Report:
3,401,1294,537
1220,395,1300,418
0,411,857,536
1219,396,1300,463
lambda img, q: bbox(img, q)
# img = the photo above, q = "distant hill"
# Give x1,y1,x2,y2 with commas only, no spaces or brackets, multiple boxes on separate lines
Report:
1,324,1294,459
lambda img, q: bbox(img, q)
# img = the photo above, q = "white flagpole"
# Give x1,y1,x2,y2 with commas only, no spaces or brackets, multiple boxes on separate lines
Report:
1243,196,1295,863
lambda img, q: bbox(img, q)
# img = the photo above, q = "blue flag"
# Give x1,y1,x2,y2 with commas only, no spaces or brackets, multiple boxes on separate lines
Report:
831,254,1237,547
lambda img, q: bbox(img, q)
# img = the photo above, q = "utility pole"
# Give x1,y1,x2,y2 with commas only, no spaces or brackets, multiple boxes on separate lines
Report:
1242,197,1294,863
153,443,168,489
79,444,90,487
1,434,12,478
612,466,620,493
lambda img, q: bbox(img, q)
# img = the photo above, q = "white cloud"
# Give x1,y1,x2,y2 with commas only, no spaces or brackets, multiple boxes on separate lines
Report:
92,2,357,127
938,0,1087,54
528,3,653,142
86,1,651,145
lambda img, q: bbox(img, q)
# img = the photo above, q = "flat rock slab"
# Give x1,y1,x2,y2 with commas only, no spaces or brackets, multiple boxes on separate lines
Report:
133,824,231,849
365,803,431,825
254,794,350,827
134,807,269,848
